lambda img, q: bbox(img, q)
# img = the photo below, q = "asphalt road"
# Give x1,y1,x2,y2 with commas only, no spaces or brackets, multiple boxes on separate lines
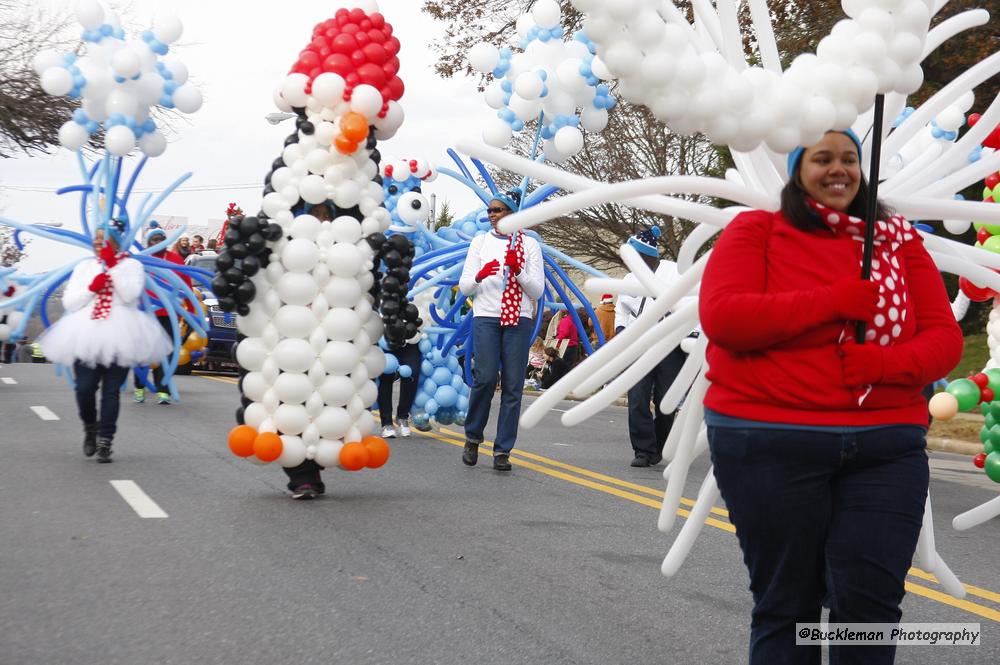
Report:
1,363,998,664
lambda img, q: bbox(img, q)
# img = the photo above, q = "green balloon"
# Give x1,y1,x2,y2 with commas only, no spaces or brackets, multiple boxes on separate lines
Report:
985,439,996,455
986,413,996,429
984,452,1000,484
985,369,1000,397
985,187,994,200
947,378,982,412
982,425,992,444
990,400,1000,421
982,236,1000,253
994,183,1000,200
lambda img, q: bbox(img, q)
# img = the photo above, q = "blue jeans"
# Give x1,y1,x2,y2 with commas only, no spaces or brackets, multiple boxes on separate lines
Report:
74,361,130,440
464,316,534,454
709,425,928,665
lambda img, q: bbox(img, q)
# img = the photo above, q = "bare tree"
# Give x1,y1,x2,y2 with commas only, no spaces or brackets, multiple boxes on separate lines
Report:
0,226,28,267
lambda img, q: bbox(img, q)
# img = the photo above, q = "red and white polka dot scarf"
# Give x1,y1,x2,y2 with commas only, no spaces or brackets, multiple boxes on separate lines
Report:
806,198,919,347
500,231,525,327
91,253,126,321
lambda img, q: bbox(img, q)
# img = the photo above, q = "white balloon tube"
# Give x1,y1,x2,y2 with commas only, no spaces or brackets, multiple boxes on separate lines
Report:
928,252,1000,292
951,291,970,322
747,147,785,197
583,276,650,298
923,150,1000,198
880,142,944,194
661,468,721,577
952,495,1000,531
747,0,782,73
562,319,695,425
886,198,1000,225
883,51,1000,159
731,151,767,195
458,138,741,226
915,495,939,570
658,370,709,534
926,234,1000,271
658,0,713,53
921,10,990,61
659,334,707,414
715,0,747,69
620,244,666,297
569,303,698,398
520,255,709,429
932,555,968,600
689,0,725,51
677,223,720,274
496,176,777,234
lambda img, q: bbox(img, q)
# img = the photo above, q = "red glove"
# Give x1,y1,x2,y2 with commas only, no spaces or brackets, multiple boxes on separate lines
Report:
475,259,501,283
831,278,880,321
89,272,110,293
504,249,522,273
839,339,885,386
99,243,119,268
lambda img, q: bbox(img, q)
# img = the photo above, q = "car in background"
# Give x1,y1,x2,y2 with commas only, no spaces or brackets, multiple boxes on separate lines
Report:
185,252,238,373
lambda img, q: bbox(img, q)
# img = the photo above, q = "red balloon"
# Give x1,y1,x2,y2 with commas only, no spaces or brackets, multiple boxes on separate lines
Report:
323,53,353,76
355,31,371,47
972,373,990,388
336,13,350,27
384,55,400,75
345,72,360,86
324,27,339,39
959,276,995,302
349,7,367,23
987,197,996,204
385,36,400,56
299,50,320,70
369,12,385,29
968,113,982,127
362,43,387,65
311,36,326,51
974,453,987,468
982,387,995,403
978,228,992,244
360,19,372,30
986,126,1000,150
368,29,386,45
357,63,386,87
986,173,1000,189
335,8,349,19
386,75,404,101
331,33,358,55
343,23,360,35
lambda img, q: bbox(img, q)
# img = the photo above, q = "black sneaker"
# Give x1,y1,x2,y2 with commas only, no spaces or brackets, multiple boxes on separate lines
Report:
630,455,650,468
290,484,317,500
493,453,512,472
462,440,479,466
96,439,113,464
82,424,98,457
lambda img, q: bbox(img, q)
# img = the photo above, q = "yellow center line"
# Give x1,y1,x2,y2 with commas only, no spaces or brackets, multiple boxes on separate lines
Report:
198,375,1000,620
420,429,1000,623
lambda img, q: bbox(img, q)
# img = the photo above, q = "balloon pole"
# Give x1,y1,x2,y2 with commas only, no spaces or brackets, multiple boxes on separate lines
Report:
856,93,886,344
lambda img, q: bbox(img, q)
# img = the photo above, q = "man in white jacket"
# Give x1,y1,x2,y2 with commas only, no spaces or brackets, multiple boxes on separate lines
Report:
458,191,544,471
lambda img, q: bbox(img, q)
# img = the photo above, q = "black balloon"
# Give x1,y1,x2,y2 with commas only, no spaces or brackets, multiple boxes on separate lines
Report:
388,234,410,254
215,252,234,272
284,133,298,146
235,281,256,304
404,322,419,338
236,303,251,316
366,232,387,251
242,255,261,277
380,276,402,294
263,223,283,241
211,275,233,297
235,406,245,425
224,228,241,246
298,120,314,135
240,216,261,237
218,295,237,312
223,267,244,284
272,157,285,170
246,233,266,254
389,266,409,283
382,249,402,268
230,242,249,259
403,303,419,320
381,299,400,317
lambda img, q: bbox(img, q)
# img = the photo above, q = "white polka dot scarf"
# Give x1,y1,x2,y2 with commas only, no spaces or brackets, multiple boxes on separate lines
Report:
806,197,919,347
500,231,525,327
90,253,126,321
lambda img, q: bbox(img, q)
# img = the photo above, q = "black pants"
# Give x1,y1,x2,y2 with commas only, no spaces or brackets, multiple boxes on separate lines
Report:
626,346,686,460
561,345,578,367
377,342,421,426
134,315,173,393
283,460,325,491
74,361,130,440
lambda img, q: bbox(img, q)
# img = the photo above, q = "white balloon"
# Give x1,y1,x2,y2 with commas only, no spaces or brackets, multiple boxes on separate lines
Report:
320,340,361,374
276,435,307,468
33,50,63,76
281,73,310,108
236,337,269,371
323,276,363,307
322,307,363,342
515,72,544,101
325,243,363,277
273,305,318,339
59,121,90,151
281,239,320,274
483,117,513,147
330,216,362,244
111,48,141,78
311,72,346,107
532,0,561,29
272,338,316,373
40,67,73,96
104,125,136,156
138,131,167,157
350,84,383,118
314,439,344,468
243,402,269,429
274,372,314,404
374,101,404,140
290,214,321,241
943,219,971,235
318,374,356,407
242,372,270,402
298,174,328,205
315,406,353,440
469,43,500,73
76,0,104,29
153,15,183,44
553,126,584,156
276,272,320,306
173,85,203,114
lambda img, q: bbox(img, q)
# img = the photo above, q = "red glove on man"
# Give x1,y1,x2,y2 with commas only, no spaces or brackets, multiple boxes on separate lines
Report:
475,259,500,283
839,339,885,387
504,249,522,274
99,243,119,269
89,272,110,293
831,278,880,321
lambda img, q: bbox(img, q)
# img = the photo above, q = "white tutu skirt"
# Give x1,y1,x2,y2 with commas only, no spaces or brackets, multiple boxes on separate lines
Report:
40,307,173,368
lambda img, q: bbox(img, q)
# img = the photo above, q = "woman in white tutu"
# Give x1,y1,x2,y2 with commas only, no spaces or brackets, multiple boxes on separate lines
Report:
40,219,172,462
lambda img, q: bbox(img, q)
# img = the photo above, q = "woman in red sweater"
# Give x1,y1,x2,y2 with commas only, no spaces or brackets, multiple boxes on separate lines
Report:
699,129,962,665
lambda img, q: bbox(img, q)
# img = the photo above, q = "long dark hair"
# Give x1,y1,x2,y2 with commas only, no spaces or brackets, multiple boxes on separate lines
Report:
780,168,893,232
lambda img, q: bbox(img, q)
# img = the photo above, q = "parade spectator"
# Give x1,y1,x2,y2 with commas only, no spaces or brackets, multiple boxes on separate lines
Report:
15,339,32,363
133,227,190,405
699,129,962,664
615,226,694,468
538,346,569,389
173,236,192,260
593,293,616,344
190,234,205,254
555,308,580,365
38,219,172,463
206,238,218,252
378,335,422,438
458,190,544,471
526,337,546,382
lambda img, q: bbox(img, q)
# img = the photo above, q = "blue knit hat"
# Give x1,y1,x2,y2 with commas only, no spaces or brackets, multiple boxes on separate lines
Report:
99,218,127,248
627,226,661,257
491,190,521,213
146,227,167,243
787,128,863,178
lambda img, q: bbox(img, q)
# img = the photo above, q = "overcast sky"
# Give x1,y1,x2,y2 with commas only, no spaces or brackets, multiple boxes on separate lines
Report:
1,0,490,271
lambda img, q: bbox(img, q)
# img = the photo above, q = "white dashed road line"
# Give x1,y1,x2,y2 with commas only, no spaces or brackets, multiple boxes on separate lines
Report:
30,406,59,420
109,481,169,519
1,377,16,384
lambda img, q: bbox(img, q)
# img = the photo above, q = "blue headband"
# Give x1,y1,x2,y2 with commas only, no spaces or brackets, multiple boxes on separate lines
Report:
787,128,863,178
491,193,520,213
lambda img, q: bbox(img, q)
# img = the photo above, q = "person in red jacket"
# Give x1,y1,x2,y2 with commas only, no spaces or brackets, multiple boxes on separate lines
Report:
699,129,962,665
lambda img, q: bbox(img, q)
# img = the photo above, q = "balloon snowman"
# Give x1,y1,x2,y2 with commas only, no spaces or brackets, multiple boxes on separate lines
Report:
451,0,1000,597
222,2,411,473
0,1,210,399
